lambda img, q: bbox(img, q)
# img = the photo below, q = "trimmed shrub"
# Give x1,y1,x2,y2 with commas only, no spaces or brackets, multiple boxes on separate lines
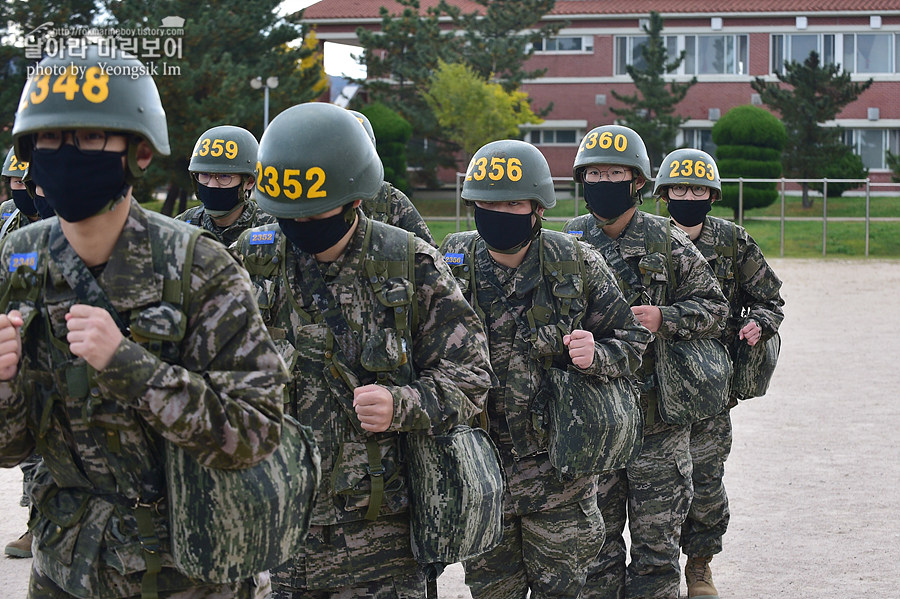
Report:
359,102,413,194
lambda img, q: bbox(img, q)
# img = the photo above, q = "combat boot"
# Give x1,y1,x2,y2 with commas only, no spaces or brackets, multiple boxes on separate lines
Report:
5,531,33,558
685,556,718,598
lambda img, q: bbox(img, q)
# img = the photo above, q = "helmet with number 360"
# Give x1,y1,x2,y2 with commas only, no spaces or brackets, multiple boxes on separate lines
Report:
653,148,721,200
462,139,556,209
189,126,258,177
12,44,170,170
573,125,651,182
254,102,383,219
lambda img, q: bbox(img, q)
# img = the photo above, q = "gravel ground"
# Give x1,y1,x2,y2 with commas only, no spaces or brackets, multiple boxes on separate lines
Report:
3,258,899,598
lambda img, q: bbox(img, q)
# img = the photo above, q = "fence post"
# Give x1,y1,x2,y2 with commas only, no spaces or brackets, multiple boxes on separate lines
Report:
822,179,828,257
738,178,744,226
780,177,785,257
455,172,462,233
865,178,871,257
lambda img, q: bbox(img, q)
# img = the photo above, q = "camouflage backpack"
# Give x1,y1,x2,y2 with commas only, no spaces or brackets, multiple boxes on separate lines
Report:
0,214,321,586
640,219,733,425
237,218,504,577
708,220,781,400
444,229,642,479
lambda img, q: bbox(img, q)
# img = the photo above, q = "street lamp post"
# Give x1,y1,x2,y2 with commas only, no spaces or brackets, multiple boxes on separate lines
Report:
250,76,280,130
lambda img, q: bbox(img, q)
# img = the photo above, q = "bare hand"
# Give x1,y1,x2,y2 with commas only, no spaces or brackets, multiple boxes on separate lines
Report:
0,311,24,381
563,329,595,369
353,384,394,433
65,304,123,371
631,305,662,333
739,320,763,346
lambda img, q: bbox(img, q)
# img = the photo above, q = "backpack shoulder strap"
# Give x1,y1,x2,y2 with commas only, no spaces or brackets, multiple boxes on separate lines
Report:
364,220,419,334
440,230,482,320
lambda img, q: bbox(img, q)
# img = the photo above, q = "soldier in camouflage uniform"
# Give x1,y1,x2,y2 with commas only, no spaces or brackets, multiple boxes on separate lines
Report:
654,148,785,599
175,125,276,246
0,46,289,599
0,147,44,558
563,126,729,599
440,140,650,598
231,102,493,598
349,110,436,246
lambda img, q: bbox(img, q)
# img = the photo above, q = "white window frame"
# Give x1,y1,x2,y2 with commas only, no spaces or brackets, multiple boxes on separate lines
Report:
615,34,748,77
533,35,593,55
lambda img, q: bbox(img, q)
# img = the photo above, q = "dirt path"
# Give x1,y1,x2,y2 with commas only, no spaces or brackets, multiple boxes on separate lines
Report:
3,258,899,598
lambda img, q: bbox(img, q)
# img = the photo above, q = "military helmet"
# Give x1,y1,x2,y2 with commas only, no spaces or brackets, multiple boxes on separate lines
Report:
462,139,556,209
253,102,383,219
189,126,258,176
573,125,651,182
1,147,28,179
348,110,376,146
12,44,170,162
654,148,721,200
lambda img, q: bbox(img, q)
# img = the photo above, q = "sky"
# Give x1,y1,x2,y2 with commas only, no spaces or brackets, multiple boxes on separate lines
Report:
280,0,367,79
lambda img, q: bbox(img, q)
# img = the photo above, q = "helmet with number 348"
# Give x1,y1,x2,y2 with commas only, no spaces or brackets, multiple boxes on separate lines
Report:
462,139,556,209
253,102,383,219
12,44,170,174
653,148,721,200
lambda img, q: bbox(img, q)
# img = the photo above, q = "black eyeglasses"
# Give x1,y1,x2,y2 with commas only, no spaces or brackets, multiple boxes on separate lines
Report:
193,173,238,187
32,130,120,155
669,184,709,197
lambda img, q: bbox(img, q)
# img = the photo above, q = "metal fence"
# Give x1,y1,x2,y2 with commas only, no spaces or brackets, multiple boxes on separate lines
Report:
451,173,900,257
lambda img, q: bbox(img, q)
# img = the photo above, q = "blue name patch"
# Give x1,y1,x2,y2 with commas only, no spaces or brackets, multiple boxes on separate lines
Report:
9,252,38,272
567,230,583,238
1,212,11,220
248,231,276,245
444,253,465,265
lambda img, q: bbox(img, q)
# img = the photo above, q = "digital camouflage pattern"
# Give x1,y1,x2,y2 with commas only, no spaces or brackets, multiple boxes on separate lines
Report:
0,198,33,240
362,182,436,247
565,209,729,599
0,200,289,599
440,228,650,596
681,214,784,559
231,213,493,591
175,200,276,247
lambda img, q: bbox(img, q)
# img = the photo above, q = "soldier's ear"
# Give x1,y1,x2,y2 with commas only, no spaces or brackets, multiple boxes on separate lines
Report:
135,140,153,170
634,174,647,191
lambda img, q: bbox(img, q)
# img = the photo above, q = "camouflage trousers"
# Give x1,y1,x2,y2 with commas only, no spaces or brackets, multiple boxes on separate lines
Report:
28,565,270,599
681,409,733,558
20,452,41,507
272,514,425,595
463,496,605,599
582,425,693,599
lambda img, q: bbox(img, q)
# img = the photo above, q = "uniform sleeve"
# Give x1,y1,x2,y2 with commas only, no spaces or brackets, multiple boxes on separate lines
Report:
96,237,290,470
577,243,651,378
656,229,730,340
735,229,785,338
391,188,437,248
385,241,494,434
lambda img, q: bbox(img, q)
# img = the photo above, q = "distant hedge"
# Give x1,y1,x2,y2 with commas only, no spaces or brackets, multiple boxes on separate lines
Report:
359,102,413,194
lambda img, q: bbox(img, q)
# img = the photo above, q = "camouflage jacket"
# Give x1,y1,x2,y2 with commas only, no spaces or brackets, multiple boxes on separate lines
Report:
690,215,784,347
440,229,650,515
0,198,36,241
232,214,492,530
362,181,436,247
175,200,276,247
0,200,289,598
564,210,729,433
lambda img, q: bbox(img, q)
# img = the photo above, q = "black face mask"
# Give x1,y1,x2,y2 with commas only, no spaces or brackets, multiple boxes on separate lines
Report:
667,199,711,228
33,193,55,219
197,183,243,216
584,180,635,225
30,145,129,222
11,188,36,216
474,204,538,254
279,205,356,255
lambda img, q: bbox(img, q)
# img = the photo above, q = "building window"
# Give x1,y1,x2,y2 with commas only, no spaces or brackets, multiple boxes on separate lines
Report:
524,129,580,146
534,36,593,53
682,129,717,156
616,34,746,76
843,129,900,169
772,33,897,74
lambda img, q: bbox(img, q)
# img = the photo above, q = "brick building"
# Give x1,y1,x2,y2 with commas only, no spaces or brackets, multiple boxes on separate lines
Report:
302,0,900,183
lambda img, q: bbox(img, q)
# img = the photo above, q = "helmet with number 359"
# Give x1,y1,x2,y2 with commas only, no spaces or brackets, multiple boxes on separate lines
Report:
573,125,651,182
653,148,721,200
254,102,383,219
462,139,556,209
12,44,170,168
189,126,258,177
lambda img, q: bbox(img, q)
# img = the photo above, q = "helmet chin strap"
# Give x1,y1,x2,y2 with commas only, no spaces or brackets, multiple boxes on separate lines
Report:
124,138,145,185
